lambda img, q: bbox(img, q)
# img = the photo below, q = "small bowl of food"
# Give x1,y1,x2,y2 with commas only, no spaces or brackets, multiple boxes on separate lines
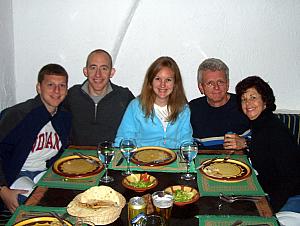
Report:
122,173,158,192
164,185,199,206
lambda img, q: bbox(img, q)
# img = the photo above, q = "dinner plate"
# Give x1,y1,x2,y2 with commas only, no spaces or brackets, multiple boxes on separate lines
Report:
13,216,72,226
131,146,177,166
122,173,158,192
53,155,103,178
199,158,251,182
164,185,200,206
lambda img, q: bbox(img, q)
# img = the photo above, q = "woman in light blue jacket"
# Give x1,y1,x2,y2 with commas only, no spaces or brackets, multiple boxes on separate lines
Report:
114,56,193,149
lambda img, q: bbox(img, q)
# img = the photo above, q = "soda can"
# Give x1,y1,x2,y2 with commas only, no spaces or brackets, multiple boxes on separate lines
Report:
128,196,146,226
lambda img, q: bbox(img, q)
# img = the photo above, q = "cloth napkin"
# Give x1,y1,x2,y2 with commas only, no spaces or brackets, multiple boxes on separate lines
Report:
110,150,196,173
7,205,79,225
196,215,279,226
36,149,104,190
196,155,265,196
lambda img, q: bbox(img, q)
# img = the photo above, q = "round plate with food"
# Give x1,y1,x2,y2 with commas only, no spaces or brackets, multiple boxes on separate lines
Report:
131,146,177,166
13,216,72,226
199,158,251,182
164,185,199,206
52,155,103,178
122,173,158,192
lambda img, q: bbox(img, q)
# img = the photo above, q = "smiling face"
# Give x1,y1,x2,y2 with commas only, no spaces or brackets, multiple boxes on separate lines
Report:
241,87,266,120
83,52,115,96
37,74,68,114
152,66,175,106
198,70,229,107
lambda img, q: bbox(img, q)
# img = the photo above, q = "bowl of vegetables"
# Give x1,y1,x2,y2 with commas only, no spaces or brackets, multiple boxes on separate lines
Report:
164,185,199,206
122,173,158,192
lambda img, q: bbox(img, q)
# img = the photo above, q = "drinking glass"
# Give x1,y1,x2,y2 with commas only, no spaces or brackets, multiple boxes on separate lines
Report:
98,141,114,183
141,215,166,226
120,138,137,176
180,141,198,180
152,191,173,226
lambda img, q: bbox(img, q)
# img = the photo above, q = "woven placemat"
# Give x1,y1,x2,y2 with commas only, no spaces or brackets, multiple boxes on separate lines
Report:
7,205,78,225
196,155,265,196
36,149,104,190
196,215,279,226
110,150,196,173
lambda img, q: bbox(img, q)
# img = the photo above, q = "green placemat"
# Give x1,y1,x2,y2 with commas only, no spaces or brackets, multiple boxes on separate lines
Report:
196,155,265,196
6,205,82,225
196,215,279,226
110,150,196,173
36,149,104,190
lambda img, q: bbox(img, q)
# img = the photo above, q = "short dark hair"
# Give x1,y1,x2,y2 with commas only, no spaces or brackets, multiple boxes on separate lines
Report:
37,63,68,83
235,75,276,112
86,49,112,68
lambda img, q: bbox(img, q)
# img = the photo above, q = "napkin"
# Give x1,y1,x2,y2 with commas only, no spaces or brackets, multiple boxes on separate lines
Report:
10,171,46,197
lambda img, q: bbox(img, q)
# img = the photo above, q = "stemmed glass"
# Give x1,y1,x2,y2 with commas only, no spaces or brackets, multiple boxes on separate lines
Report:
98,141,115,183
120,138,137,176
180,141,198,180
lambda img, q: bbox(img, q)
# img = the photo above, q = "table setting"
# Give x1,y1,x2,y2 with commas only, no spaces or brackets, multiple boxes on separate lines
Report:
36,149,105,190
6,144,280,226
195,154,265,196
111,147,196,173
6,205,77,225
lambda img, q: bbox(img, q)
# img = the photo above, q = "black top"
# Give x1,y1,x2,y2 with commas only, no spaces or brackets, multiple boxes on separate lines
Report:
249,110,300,212
189,93,250,149
63,81,135,146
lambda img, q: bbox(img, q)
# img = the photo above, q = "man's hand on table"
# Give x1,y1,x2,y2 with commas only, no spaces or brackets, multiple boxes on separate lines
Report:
0,186,28,213
223,134,247,150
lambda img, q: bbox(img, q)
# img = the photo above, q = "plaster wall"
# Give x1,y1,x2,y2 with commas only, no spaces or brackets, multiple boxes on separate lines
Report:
11,0,300,111
0,0,15,110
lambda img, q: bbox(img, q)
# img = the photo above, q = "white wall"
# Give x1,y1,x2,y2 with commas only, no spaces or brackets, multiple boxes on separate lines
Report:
12,0,300,111
0,0,15,110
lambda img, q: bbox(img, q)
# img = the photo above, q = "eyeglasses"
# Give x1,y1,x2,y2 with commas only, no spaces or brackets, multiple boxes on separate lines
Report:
203,80,227,88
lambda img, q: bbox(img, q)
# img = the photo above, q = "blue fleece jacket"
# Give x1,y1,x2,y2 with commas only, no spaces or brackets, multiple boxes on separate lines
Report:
114,98,193,149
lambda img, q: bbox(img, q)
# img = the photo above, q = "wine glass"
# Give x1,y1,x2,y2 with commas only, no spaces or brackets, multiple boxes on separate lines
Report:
180,141,198,180
120,138,137,176
98,141,114,183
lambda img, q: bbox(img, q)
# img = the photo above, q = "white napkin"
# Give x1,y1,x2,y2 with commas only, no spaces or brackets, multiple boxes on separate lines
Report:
9,171,46,197
276,211,300,226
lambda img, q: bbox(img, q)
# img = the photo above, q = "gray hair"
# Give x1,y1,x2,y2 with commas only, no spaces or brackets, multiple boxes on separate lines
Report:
197,58,229,83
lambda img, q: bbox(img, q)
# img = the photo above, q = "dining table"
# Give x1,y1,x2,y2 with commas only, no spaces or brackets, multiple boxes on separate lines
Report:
7,146,280,226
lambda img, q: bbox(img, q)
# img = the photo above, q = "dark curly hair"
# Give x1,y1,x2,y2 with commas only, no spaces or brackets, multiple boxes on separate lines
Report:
235,76,276,112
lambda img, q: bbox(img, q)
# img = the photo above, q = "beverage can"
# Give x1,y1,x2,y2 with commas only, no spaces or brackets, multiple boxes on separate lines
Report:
128,196,146,226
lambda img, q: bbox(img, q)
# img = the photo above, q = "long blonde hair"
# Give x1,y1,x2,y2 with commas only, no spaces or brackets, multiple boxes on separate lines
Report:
139,56,187,122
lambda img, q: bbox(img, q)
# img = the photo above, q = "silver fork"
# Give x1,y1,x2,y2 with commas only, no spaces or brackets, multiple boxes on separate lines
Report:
219,193,261,203
196,157,218,169
73,152,99,165
49,212,67,226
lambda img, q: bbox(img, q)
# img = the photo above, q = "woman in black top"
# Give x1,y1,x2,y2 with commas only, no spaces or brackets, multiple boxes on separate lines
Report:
235,76,300,213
